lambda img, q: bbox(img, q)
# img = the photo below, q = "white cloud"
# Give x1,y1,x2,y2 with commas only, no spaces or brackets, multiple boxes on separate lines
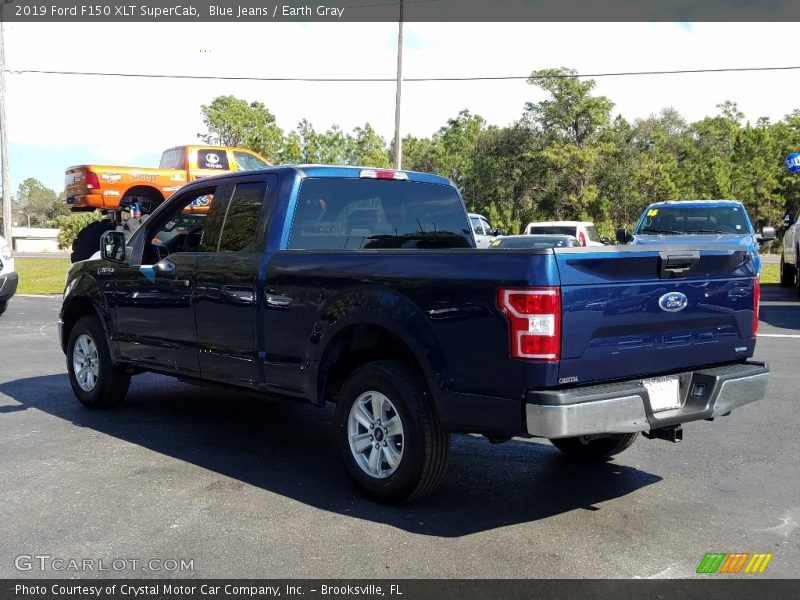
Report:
3,21,800,166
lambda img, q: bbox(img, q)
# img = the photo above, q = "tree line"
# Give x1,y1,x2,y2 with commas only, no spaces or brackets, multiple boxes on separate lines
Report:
6,66,799,242
201,67,800,236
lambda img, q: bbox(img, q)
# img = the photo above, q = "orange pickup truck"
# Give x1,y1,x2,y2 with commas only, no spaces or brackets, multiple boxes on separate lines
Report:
65,145,270,213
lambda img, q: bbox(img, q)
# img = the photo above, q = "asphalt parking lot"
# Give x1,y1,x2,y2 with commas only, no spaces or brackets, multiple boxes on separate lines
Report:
0,288,798,579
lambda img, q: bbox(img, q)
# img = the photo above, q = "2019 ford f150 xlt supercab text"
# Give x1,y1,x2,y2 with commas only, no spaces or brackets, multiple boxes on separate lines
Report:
59,166,769,503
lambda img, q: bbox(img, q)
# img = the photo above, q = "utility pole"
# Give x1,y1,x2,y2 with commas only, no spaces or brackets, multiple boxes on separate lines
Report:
392,0,404,170
0,7,11,242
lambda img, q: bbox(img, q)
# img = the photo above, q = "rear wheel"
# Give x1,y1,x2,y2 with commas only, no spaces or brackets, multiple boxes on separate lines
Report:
67,315,130,408
549,433,638,461
780,252,795,287
334,360,450,504
70,219,115,263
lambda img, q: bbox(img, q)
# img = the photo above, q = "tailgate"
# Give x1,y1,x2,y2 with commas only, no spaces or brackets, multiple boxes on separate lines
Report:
554,245,757,385
65,166,89,200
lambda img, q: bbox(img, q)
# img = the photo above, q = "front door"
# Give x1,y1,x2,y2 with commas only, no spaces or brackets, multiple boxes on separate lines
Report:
113,183,230,376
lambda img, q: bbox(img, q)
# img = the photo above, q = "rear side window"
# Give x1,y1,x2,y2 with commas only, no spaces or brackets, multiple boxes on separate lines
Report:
528,225,578,236
197,149,230,171
585,225,601,242
288,178,472,250
217,182,268,253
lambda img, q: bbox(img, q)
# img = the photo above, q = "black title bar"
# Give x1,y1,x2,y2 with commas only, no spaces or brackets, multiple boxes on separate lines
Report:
2,0,800,22
3,579,800,600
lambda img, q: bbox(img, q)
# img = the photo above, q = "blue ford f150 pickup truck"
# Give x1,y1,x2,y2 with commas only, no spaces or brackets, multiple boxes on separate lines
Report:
60,166,769,503
616,200,776,273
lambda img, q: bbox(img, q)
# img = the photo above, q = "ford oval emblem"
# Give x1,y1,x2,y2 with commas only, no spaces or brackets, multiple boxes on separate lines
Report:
659,292,688,313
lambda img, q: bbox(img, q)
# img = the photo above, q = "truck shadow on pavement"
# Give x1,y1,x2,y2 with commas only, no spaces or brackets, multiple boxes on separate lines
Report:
759,284,800,332
1,373,661,537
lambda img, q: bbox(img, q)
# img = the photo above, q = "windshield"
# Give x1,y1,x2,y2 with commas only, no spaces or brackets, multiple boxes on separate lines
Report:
288,178,472,250
636,205,751,235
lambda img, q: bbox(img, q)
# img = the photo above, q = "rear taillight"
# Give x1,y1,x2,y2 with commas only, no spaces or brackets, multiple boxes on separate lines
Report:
753,277,760,337
497,287,561,361
577,231,587,246
359,169,408,181
85,171,100,190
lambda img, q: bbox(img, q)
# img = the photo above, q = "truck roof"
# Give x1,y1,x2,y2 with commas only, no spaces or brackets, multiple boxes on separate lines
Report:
191,164,454,186
647,199,745,207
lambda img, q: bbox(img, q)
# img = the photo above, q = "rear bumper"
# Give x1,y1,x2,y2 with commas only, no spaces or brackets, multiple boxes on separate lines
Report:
67,194,106,209
525,361,769,438
0,272,18,301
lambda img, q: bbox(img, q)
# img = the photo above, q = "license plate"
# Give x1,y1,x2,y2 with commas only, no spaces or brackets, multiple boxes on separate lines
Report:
643,376,681,412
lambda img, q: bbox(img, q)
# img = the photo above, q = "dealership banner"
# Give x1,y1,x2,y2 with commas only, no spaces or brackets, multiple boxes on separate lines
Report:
3,579,800,600
3,0,800,22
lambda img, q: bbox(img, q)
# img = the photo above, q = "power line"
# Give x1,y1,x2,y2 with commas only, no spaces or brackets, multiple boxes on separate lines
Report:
5,65,800,82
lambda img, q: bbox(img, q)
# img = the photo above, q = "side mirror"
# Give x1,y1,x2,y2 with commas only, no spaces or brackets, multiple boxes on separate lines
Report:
493,228,506,237
615,228,630,244
101,230,126,263
757,226,776,243
600,237,611,245
785,213,795,226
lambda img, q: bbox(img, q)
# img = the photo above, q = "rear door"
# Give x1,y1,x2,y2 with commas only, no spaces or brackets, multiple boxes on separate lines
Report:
554,245,757,386
194,175,277,387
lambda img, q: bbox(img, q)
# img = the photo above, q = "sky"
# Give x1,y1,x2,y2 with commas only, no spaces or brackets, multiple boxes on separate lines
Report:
2,21,800,194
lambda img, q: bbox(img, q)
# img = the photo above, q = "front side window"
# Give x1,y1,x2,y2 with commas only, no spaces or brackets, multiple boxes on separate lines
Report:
470,217,484,236
144,187,222,263
233,151,270,171
288,178,472,250
480,218,492,234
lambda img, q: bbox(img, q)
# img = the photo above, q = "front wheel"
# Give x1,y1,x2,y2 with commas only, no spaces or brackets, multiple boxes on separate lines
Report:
334,361,450,504
67,315,130,408
780,253,795,287
0,299,7,316
549,433,638,461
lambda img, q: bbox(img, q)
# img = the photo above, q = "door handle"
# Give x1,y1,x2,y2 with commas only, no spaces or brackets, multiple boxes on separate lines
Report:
171,279,191,288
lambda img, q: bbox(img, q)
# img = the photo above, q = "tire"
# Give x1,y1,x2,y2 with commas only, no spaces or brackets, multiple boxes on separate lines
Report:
334,360,450,504
66,315,130,408
780,252,795,287
796,250,800,298
0,299,7,316
549,433,638,461
70,220,115,263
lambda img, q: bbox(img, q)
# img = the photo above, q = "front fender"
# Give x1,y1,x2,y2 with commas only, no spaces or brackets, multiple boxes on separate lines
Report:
61,270,117,359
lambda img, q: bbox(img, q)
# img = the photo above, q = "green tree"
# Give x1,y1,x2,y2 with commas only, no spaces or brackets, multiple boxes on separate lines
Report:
524,67,614,220
14,178,67,227
198,95,284,160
